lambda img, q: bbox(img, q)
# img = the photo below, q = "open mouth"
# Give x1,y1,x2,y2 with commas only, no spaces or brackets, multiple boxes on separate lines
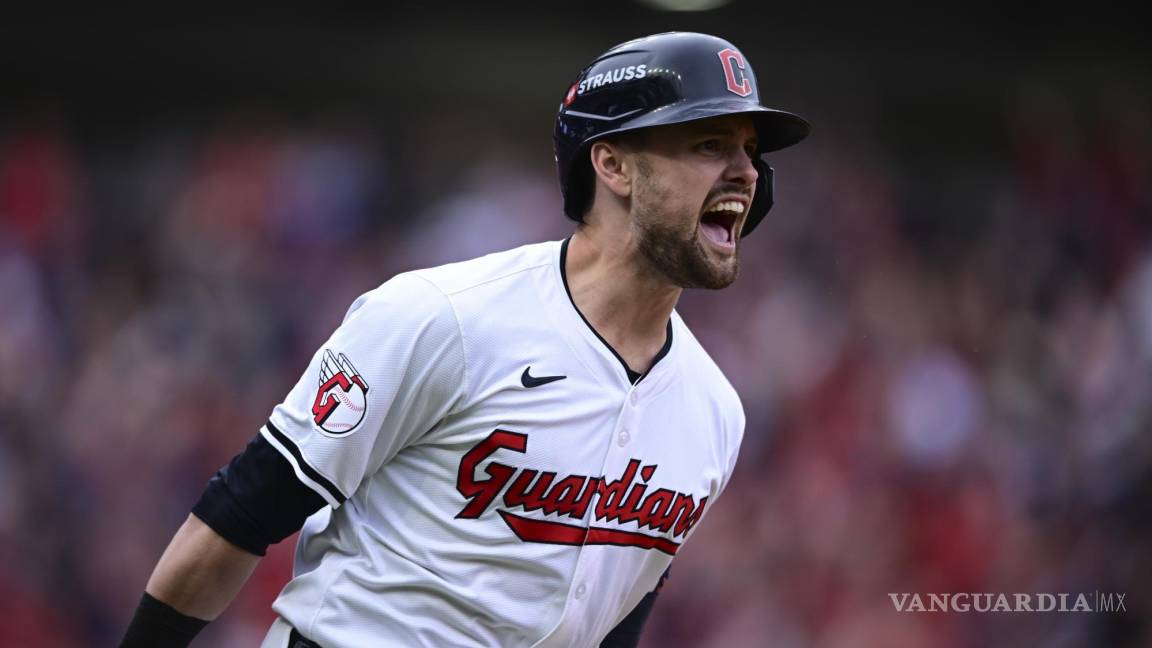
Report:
699,200,744,248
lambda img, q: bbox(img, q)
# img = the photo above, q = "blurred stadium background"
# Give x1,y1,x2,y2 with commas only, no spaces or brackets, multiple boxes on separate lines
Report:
1,4,1149,646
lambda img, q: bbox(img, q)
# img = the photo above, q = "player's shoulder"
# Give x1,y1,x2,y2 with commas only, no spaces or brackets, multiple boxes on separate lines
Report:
338,238,559,334
670,313,743,411
407,240,561,297
670,314,746,457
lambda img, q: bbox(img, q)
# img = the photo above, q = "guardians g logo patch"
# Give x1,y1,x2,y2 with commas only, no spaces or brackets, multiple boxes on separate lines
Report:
312,349,369,435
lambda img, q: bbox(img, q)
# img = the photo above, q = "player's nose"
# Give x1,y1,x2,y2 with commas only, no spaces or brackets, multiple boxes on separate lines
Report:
724,150,758,188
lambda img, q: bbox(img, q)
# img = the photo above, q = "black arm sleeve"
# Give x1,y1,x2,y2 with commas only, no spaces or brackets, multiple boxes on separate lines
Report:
600,568,670,648
191,432,326,556
119,592,208,648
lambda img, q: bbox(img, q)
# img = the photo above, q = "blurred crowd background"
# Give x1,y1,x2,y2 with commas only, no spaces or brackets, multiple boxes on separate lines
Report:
1,4,1149,647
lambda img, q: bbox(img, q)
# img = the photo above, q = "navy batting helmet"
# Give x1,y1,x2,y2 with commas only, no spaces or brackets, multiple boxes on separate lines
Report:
554,32,810,237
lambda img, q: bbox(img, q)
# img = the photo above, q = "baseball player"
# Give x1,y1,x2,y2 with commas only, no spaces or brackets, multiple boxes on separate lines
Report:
121,31,809,647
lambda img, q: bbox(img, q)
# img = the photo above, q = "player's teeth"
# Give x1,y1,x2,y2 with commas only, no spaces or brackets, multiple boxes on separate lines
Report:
706,201,744,214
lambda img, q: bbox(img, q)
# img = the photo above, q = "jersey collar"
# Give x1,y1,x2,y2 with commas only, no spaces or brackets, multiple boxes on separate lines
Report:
557,237,674,387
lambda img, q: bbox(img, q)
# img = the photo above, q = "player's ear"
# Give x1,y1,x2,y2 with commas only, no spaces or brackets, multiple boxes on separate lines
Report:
589,140,634,199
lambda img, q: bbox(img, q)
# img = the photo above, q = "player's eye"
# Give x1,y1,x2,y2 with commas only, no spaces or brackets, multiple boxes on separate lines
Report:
696,139,723,154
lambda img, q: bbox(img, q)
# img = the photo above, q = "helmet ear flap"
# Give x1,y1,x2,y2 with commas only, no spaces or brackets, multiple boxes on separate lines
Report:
563,152,595,222
740,159,774,237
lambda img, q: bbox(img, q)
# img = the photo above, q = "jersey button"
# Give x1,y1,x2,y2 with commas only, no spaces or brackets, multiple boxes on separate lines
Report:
575,583,587,599
629,391,638,405
618,429,630,446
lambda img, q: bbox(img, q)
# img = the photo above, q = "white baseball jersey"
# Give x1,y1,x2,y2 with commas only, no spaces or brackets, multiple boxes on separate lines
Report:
256,239,745,648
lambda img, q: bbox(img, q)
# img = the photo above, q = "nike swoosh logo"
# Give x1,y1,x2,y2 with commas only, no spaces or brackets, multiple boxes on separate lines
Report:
521,366,567,388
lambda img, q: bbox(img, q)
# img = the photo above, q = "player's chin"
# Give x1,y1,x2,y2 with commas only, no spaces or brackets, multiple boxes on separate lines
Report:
690,238,740,289
697,264,739,290
711,256,740,288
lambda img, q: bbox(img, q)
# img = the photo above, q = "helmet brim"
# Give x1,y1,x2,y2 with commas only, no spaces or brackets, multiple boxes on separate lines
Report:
585,99,811,153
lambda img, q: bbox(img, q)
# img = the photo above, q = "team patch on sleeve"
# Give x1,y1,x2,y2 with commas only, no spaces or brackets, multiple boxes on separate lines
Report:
311,349,370,436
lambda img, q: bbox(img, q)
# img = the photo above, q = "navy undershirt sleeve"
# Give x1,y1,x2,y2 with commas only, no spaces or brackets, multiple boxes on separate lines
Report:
191,433,326,556
600,568,669,648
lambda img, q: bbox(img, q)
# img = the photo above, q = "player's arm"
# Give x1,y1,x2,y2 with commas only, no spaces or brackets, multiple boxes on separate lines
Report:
600,591,658,648
122,432,327,647
600,568,670,648
147,514,261,617
122,274,466,647
121,514,260,646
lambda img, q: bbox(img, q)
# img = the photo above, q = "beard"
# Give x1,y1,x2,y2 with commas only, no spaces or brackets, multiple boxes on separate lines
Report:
631,158,740,290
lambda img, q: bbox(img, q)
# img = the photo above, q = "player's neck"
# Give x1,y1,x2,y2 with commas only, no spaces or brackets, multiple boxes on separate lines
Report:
565,227,680,374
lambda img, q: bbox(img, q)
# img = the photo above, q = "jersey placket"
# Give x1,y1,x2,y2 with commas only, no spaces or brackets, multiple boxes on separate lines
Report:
532,239,680,645
540,360,673,647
